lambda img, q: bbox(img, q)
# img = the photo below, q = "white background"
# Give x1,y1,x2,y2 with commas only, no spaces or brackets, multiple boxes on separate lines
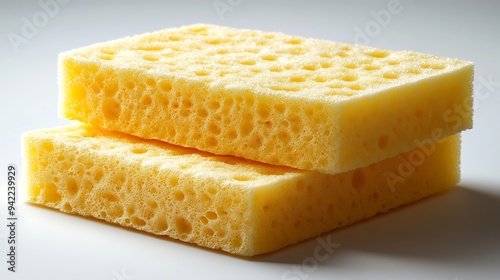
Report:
1,0,499,279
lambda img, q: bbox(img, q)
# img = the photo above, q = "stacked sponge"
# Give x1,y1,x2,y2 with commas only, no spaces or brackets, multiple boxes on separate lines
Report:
23,24,473,256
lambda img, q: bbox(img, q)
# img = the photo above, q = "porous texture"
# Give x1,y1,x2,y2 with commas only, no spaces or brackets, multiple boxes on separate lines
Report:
23,124,461,256
59,24,473,174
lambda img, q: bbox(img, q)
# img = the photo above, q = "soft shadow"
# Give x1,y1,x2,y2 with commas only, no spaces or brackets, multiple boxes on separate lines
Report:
25,182,500,264
256,183,500,265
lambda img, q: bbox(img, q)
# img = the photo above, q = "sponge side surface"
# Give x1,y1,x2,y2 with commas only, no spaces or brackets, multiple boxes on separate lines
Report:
23,124,460,256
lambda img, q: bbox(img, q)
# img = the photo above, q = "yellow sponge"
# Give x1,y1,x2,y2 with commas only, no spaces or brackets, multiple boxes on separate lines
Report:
23,124,461,256
59,24,473,174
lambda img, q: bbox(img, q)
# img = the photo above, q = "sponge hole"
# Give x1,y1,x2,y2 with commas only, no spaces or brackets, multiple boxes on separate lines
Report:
351,169,365,189
204,228,214,236
208,123,221,135
160,80,172,92
131,147,148,154
103,191,119,202
131,216,147,227
337,51,349,58
175,216,193,235
319,52,332,58
146,78,156,87
269,66,282,72
377,134,389,150
94,169,104,182
277,130,291,142
42,141,54,152
318,158,329,168
286,38,302,45
197,107,209,118
174,190,185,201
226,128,239,140
170,177,179,186
233,175,253,182
205,211,218,220
303,65,318,71
341,75,358,82
207,187,217,195
206,39,221,45
320,62,332,69
157,216,169,232
142,55,160,61
290,76,306,83
383,73,399,79
66,178,79,196
344,63,358,69
216,49,229,54
349,84,365,91
257,103,271,118
245,48,259,54
240,121,254,137
147,200,158,209
231,235,243,249
182,99,193,108
240,60,256,66
314,77,326,83
274,104,286,114
208,100,221,110
102,98,121,120
431,65,445,70
63,203,73,212
43,183,61,203
141,95,152,106
72,85,87,100
199,216,209,225
261,55,277,61
205,136,218,147
364,65,381,71
366,51,389,58
195,70,210,77
125,81,135,90
98,54,114,60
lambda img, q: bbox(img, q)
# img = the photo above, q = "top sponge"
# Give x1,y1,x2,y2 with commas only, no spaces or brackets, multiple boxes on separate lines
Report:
59,24,473,174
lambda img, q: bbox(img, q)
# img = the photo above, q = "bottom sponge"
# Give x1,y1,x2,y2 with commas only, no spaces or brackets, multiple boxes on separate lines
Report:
23,124,460,256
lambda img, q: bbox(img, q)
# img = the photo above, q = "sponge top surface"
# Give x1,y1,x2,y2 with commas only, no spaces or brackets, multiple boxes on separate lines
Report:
64,24,471,102
27,124,299,187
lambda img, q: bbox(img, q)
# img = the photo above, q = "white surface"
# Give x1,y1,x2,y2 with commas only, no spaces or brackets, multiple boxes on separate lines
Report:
1,0,499,279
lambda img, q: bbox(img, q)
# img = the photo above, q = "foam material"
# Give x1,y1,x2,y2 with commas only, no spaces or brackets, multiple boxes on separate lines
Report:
59,24,473,174
23,124,461,256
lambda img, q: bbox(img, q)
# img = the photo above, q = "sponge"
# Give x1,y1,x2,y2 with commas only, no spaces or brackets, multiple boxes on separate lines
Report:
59,24,473,174
23,124,461,256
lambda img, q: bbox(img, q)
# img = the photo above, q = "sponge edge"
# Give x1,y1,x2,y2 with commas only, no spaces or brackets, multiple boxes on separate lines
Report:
23,124,460,256
58,23,473,174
